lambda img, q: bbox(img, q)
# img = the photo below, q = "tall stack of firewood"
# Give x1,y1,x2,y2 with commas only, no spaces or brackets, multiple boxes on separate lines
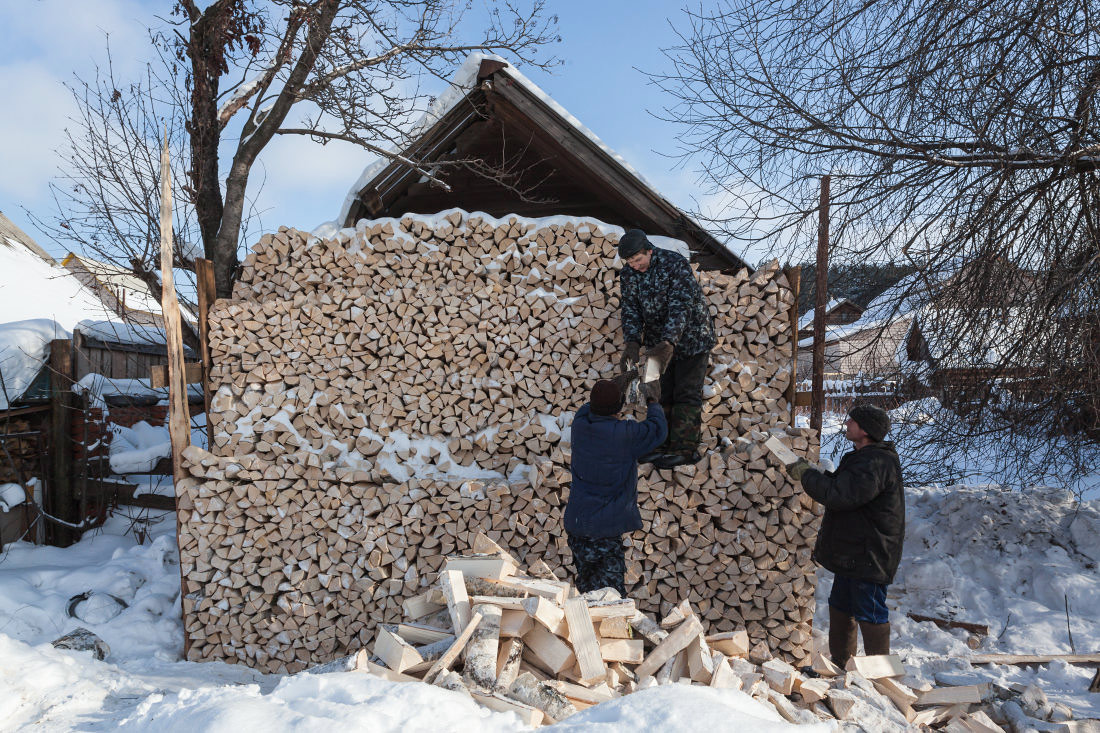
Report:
177,210,820,674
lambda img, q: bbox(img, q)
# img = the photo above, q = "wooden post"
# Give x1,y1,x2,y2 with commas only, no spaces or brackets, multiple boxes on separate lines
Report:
811,175,830,433
48,338,76,546
784,266,801,424
158,131,191,484
158,129,191,657
195,258,216,449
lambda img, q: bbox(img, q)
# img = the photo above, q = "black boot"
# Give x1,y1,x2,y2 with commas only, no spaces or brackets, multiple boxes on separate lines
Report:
639,449,664,464
859,621,891,657
652,449,702,470
829,606,858,670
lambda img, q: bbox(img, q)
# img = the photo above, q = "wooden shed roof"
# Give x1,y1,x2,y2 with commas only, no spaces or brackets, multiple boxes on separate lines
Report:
341,56,749,273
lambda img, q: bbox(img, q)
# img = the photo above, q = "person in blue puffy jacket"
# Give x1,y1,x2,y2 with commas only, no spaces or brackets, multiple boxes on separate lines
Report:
564,378,667,594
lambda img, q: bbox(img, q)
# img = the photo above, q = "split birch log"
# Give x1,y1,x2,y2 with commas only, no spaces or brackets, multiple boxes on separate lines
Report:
423,611,484,684
508,672,579,721
496,637,525,690
463,603,502,690
563,597,606,683
635,615,704,678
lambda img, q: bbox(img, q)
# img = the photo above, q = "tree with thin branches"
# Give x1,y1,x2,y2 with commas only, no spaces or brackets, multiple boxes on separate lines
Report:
39,0,558,319
654,0,1100,490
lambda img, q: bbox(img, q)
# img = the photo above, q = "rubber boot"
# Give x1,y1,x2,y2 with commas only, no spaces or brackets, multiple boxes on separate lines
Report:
859,621,891,657
829,606,858,670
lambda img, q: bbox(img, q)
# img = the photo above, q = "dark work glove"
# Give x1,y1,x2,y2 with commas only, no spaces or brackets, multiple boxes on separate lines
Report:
620,341,641,372
612,369,638,395
644,380,661,404
648,341,675,374
785,458,812,482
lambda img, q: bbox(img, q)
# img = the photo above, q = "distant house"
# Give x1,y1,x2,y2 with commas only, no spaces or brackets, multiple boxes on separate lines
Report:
797,258,1030,383
62,252,195,328
904,307,1038,391
0,214,194,410
797,298,864,341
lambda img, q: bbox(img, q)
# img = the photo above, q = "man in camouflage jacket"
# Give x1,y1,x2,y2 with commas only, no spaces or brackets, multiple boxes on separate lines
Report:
617,229,716,468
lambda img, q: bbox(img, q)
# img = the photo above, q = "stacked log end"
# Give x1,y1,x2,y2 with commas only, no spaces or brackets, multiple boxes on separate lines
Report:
176,209,821,674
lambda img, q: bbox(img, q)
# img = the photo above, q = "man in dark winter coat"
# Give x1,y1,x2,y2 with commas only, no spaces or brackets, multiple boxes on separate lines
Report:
786,404,904,670
616,229,716,469
565,378,666,595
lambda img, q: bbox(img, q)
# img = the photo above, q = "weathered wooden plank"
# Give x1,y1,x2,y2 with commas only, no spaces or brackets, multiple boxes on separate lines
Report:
563,597,606,683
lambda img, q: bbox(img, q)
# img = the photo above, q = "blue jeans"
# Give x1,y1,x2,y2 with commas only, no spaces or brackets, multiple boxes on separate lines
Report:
829,574,889,624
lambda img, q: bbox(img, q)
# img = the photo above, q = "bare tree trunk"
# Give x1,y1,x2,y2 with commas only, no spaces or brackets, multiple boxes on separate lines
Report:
212,0,339,298
186,4,227,265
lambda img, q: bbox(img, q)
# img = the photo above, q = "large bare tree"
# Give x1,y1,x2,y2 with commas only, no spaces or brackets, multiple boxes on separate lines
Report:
653,0,1100,490
41,0,558,310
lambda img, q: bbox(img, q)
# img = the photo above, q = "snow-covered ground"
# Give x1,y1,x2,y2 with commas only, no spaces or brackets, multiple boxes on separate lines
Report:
1,478,1097,730
2,405,1099,731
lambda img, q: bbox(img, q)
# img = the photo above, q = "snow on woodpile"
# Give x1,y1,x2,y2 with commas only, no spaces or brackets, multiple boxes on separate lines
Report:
177,209,818,674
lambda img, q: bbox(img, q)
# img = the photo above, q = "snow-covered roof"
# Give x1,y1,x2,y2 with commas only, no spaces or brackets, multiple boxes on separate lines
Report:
0,235,187,408
332,53,748,270
1,234,118,330
339,52,659,225
62,253,194,322
0,319,66,410
798,298,852,330
798,269,950,348
75,320,175,349
0,212,56,264
911,307,1040,369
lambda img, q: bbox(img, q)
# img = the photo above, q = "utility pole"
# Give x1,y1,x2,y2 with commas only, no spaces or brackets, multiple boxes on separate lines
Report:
811,175,830,433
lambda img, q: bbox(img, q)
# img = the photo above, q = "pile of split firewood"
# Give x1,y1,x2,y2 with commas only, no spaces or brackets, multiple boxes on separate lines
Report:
182,211,819,672
336,535,1077,731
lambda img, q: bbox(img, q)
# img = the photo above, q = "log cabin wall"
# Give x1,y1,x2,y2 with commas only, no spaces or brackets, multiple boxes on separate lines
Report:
177,210,819,673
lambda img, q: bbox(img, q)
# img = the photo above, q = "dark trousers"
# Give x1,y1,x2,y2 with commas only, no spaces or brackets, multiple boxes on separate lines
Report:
658,350,709,452
829,574,890,624
567,534,626,596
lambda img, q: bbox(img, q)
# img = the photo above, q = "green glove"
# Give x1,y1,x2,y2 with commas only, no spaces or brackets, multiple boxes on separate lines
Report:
620,341,641,372
786,458,812,481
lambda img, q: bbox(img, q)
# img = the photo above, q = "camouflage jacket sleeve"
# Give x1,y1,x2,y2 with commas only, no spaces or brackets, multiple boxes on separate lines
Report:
619,270,643,344
660,255,696,345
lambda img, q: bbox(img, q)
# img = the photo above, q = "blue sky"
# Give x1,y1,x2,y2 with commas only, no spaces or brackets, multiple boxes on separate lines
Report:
0,0,724,261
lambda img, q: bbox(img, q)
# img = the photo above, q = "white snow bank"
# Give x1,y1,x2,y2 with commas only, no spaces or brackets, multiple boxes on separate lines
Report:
546,684,825,731
0,482,26,511
118,670,531,732
109,417,208,475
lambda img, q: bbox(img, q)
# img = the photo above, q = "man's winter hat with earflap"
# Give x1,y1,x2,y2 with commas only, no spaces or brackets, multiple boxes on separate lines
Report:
848,404,891,442
617,229,651,259
590,379,624,416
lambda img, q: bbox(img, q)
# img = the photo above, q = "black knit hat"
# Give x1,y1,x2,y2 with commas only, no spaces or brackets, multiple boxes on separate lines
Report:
849,404,890,442
590,379,624,416
617,229,651,259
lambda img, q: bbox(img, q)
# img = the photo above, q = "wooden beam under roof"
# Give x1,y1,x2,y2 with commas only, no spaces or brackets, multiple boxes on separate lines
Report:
342,62,749,272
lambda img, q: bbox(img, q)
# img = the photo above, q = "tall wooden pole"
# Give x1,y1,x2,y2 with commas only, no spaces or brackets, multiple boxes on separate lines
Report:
784,266,801,425
48,338,76,546
159,131,191,483
195,258,216,450
811,176,830,433
159,129,192,657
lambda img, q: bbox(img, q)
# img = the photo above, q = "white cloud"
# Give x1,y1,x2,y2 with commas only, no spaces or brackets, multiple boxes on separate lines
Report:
0,63,77,207
0,0,154,212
